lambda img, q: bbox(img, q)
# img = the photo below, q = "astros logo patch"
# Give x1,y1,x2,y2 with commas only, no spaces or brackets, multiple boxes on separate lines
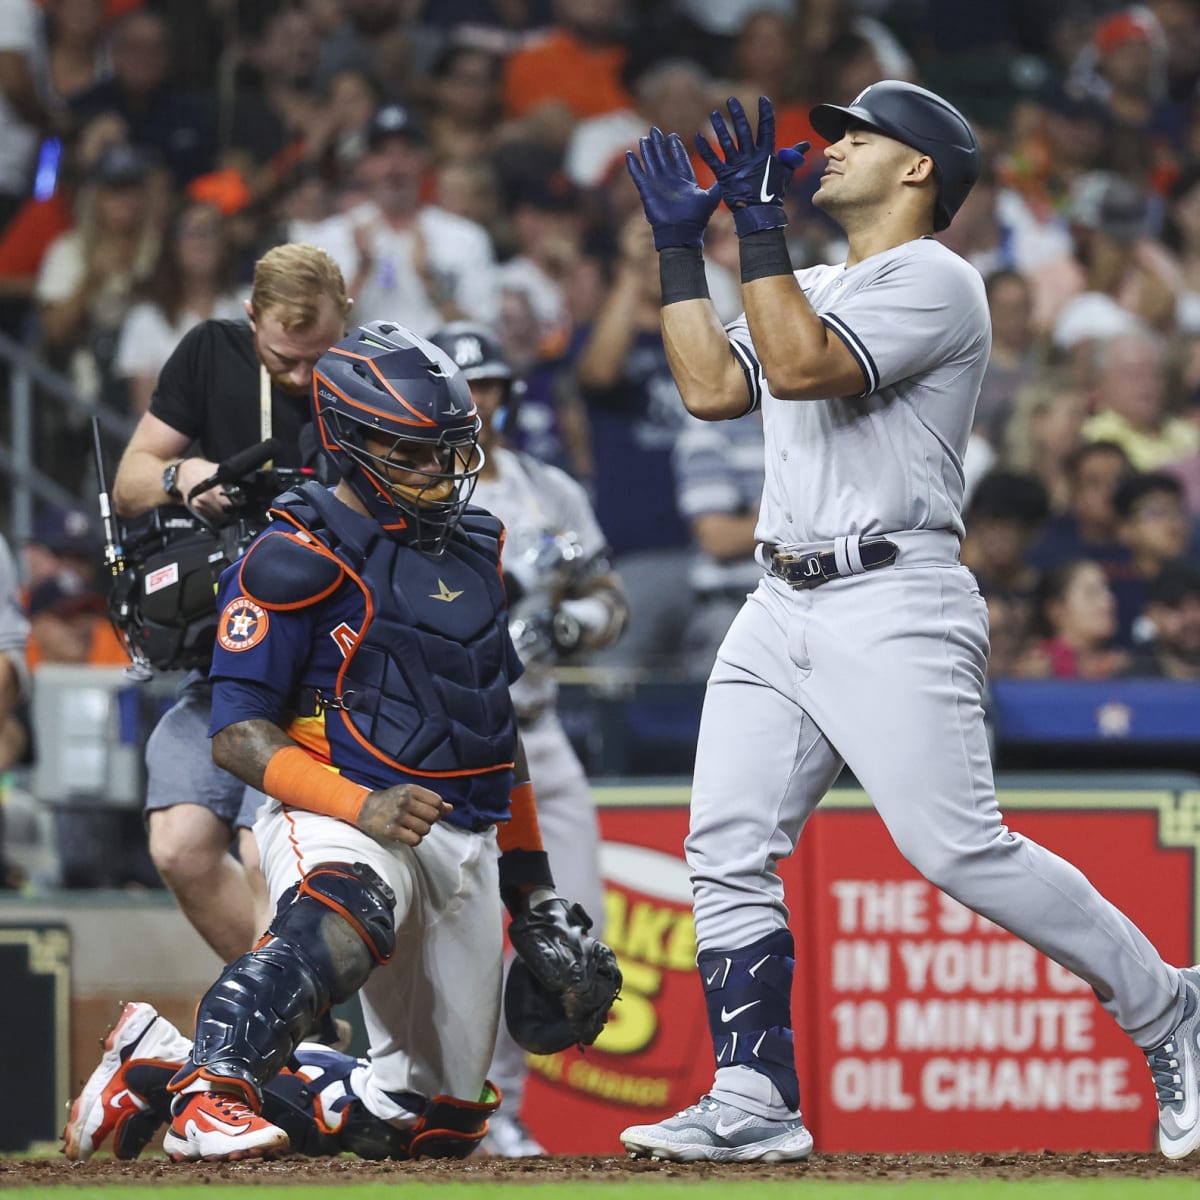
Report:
218,598,269,652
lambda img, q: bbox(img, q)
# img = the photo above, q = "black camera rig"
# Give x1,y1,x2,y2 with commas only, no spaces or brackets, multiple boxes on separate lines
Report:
93,426,311,678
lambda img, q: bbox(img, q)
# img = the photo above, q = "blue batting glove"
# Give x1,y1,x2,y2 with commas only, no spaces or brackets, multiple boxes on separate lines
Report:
695,95,810,237
626,126,720,251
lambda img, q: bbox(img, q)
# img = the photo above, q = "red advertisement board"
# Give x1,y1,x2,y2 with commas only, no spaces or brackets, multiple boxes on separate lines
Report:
522,782,1199,1155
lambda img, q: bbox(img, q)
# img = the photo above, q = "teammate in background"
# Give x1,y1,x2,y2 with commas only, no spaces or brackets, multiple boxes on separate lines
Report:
620,81,1200,1162
110,242,350,962
429,321,628,1157
144,322,613,1161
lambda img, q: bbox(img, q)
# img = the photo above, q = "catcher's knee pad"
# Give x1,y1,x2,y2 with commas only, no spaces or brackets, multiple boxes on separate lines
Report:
172,862,395,1102
698,928,799,1111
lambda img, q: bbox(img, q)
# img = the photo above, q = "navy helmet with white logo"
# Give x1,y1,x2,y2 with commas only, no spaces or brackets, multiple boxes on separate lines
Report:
312,322,483,552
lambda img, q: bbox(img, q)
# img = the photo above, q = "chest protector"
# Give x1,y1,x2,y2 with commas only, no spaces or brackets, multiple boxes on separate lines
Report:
268,483,517,789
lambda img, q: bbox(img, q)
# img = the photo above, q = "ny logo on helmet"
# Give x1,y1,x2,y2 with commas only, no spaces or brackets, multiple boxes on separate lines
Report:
453,336,484,367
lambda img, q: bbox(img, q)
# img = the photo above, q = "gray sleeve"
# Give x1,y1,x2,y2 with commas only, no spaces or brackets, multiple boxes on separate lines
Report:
534,461,610,560
724,315,766,414
673,424,743,518
0,537,29,699
820,251,989,397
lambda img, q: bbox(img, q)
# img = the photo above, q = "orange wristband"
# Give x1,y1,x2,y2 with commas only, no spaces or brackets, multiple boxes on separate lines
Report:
497,780,545,854
262,745,370,824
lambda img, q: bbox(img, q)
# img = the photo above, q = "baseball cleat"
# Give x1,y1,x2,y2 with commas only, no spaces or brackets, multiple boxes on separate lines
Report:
621,1094,813,1163
63,1001,192,1161
163,1090,290,1161
479,1111,545,1157
1148,967,1200,1159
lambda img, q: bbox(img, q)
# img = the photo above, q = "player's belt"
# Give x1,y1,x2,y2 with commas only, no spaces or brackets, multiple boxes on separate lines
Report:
767,536,898,590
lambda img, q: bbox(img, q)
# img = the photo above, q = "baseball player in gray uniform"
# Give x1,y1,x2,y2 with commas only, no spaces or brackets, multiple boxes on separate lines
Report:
429,322,629,1156
619,80,1200,1162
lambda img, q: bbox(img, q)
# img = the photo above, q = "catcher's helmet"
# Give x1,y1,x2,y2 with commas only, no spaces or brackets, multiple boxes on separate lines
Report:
427,321,525,437
809,80,980,231
313,321,484,553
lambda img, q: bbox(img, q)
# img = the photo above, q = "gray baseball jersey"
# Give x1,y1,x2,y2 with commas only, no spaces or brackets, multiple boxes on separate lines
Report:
684,238,1181,1125
472,448,607,1115
673,407,766,597
726,238,990,545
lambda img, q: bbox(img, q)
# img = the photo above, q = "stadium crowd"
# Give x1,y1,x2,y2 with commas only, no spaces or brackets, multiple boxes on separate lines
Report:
1,0,1199,718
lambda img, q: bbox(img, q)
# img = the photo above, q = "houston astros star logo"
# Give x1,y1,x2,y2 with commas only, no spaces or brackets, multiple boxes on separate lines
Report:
217,597,269,652
430,579,464,603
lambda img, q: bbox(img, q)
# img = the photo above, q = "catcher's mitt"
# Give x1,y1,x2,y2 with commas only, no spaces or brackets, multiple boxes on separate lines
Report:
505,898,621,1055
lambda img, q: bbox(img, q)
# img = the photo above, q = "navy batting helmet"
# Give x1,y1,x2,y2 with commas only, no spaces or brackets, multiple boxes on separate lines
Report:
427,321,526,437
809,80,980,231
313,321,483,553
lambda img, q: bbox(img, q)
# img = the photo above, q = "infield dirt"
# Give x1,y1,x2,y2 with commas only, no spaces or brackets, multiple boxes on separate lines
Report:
4,1151,1200,1185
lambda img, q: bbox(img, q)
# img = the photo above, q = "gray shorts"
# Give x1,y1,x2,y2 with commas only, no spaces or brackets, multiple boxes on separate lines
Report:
144,670,266,832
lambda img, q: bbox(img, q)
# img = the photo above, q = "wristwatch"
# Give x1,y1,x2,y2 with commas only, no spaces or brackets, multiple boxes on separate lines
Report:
162,459,184,500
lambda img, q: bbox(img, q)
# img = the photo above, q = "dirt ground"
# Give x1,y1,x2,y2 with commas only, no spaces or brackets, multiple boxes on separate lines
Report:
4,1151,1200,1186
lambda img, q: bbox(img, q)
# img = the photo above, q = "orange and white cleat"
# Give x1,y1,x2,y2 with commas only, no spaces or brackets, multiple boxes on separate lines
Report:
163,1090,290,1161
63,1001,191,1161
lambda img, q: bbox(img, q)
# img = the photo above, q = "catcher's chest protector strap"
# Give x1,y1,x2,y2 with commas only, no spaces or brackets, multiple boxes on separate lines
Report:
697,927,799,1112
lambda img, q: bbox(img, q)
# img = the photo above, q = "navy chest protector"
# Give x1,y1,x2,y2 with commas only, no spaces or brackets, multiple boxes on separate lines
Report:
249,483,518,800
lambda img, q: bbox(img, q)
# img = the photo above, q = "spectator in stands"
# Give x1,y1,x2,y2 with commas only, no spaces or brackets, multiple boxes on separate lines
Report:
970,270,1042,492
306,102,499,334
961,471,1051,678
672,406,765,681
70,9,215,187
24,570,124,670
502,0,633,153
1002,372,1090,515
0,0,54,236
1160,164,1200,336
1027,440,1135,571
35,141,161,410
114,199,244,416
222,4,325,201
1016,559,1131,679
413,0,553,34
1051,173,1177,370
0,109,127,335
311,0,410,95
574,213,699,674
19,504,100,594
1082,329,1200,470
44,0,109,108
1065,6,1185,192
495,170,584,352
723,9,814,167
564,58,714,193
424,41,505,168
1128,557,1200,678
1111,471,1196,646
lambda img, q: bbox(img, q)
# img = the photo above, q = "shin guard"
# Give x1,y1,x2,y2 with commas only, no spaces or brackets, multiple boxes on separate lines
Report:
697,928,799,1111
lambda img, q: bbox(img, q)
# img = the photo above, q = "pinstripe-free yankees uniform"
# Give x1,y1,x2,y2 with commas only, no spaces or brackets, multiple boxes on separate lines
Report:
687,236,1184,1121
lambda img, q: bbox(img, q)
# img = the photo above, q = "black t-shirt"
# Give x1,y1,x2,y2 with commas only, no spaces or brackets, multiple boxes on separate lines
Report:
150,319,313,468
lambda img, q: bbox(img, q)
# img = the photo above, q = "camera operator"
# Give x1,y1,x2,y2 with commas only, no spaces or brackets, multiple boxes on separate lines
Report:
110,242,351,961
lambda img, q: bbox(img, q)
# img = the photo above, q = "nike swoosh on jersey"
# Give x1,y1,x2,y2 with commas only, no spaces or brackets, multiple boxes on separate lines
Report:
759,161,776,204
720,1000,761,1023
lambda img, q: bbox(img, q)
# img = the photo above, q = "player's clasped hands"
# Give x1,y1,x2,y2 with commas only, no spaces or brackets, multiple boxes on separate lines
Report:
357,784,452,846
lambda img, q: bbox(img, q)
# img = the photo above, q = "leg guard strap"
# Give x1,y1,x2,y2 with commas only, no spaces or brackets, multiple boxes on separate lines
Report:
170,861,396,1104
